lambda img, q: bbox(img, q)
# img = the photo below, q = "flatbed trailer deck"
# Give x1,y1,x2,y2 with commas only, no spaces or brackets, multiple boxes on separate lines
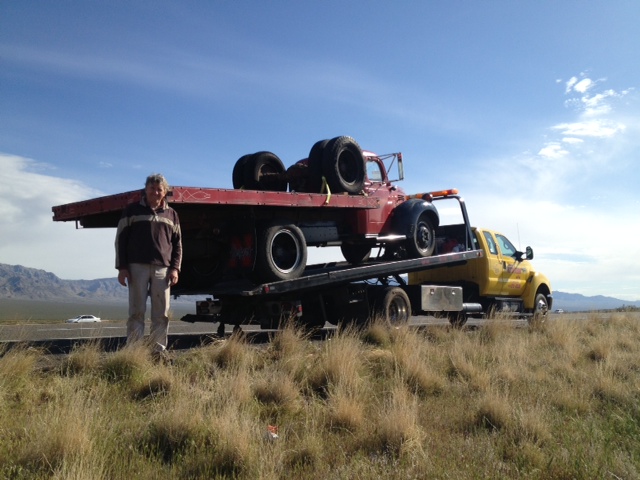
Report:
183,249,484,331
213,249,483,297
52,186,381,228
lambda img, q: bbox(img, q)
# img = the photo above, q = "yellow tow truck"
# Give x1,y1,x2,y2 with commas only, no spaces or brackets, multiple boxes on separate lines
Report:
408,189,552,325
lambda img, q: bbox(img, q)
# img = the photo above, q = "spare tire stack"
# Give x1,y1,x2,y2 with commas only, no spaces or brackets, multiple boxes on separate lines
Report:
231,136,366,195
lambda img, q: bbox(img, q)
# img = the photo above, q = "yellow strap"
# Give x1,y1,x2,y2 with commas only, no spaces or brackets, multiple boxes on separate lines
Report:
321,176,331,204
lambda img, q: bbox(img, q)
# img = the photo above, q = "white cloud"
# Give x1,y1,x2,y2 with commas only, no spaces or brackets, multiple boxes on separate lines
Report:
0,154,115,280
561,137,583,144
565,76,578,94
573,78,593,93
563,75,631,118
538,143,568,159
552,119,626,138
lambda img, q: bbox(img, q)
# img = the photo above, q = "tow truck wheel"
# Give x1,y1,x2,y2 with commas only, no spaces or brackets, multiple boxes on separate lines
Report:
373,287,411,325
406,212,436,258
529,293,549,325
244,151,287,192
322,136,365,194
256,223,307,282
232,154,253,189
340,243,371,265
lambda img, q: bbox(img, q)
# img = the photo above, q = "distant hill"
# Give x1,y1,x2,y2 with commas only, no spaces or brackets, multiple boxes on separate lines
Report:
552,291,640,312
0,263,638,312
0,264,125,301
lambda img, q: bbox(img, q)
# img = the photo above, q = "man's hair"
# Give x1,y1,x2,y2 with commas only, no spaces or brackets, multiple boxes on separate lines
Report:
145,173,170,192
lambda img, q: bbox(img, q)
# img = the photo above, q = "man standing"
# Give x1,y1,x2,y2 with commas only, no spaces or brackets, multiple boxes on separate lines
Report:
115,174,182,356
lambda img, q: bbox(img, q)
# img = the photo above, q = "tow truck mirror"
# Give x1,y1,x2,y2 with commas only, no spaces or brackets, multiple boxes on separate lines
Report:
397,155,404,181
515,247,534,261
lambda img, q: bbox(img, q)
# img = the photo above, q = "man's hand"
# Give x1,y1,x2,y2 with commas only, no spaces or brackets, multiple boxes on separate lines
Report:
118,268,130,287
168,268,179,287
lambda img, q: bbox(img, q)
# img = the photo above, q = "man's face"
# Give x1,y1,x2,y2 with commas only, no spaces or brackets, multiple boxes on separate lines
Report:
145,182,166,206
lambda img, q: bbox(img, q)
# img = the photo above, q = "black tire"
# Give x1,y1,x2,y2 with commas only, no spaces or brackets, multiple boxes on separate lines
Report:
305,139,329,193
322,136,365,194
255,222,307,282
244,151,287,191
340,243,371,265
529,293,549,325
232,154,252,189
405,212,436,258
372,287,411,325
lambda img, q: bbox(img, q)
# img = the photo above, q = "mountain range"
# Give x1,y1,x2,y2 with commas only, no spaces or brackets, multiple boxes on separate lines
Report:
0,263,125,301
0,263,638,312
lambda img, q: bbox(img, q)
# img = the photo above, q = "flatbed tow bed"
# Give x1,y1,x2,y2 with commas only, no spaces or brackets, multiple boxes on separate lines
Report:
182,249,484,329
211,249,483,297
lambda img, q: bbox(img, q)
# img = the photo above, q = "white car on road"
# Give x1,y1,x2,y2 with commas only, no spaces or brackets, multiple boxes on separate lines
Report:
66,315,101,323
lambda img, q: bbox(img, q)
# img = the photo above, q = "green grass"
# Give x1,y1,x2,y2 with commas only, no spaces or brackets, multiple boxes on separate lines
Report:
1,312,639,479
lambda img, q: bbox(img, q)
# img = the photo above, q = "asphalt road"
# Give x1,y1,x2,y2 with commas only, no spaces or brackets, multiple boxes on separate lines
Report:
0,319,221,343
0,315,511,344
1,319,256,353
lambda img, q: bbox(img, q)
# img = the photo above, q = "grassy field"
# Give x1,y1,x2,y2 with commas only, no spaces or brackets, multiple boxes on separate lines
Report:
1,312,639,479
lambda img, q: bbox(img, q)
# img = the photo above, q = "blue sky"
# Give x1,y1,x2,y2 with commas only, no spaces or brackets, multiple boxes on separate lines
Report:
1,1,639,301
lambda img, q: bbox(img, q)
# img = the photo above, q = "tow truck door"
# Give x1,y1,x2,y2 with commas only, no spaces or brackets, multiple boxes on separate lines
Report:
494,233,528,296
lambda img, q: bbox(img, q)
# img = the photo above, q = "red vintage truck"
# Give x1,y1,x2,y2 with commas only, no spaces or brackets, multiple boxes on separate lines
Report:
53,136,439,290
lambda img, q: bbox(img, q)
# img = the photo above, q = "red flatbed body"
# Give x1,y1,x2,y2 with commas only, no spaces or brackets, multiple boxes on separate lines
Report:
52,186,382,228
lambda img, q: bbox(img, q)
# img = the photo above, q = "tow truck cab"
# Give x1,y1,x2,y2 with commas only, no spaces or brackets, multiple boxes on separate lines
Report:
407,192,552,316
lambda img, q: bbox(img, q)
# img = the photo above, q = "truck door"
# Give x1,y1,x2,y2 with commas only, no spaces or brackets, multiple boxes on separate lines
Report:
353,158,395,235
494,233,527,296
480,230,502,296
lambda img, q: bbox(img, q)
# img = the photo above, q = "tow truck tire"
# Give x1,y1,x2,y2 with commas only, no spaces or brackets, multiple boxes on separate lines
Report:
340,243,371,265
372,287,411,325
232,154,253,189
322,136,365,194
255,222,307,282
406,212,436,258
244,151,287,192
529,293,549,325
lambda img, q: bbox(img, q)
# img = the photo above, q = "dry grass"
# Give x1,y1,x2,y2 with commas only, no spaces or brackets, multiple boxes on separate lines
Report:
1,311,640,479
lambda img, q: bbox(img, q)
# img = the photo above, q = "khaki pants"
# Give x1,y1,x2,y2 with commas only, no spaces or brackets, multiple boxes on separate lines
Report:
127,263,170,351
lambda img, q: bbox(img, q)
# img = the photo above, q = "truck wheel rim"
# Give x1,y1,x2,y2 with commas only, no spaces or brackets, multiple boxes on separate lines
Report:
416,222,433,252
270,230,303,274
389,299,409,323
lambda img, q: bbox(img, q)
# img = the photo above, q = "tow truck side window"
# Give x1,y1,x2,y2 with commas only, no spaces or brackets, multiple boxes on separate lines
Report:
496,234,517,258
482,231,497,255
